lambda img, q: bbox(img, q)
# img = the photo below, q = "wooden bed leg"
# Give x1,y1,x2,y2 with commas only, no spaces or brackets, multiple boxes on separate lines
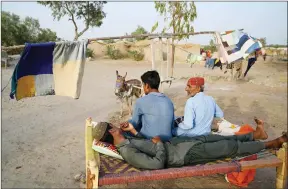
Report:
85,118,100,189
276,142,287,189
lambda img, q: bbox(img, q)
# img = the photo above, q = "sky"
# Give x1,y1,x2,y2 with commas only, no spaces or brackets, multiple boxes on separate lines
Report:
2,2,287,45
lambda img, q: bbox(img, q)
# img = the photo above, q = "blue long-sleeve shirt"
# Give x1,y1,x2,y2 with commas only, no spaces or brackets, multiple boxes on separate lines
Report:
173,92,224,137
128,92,174,141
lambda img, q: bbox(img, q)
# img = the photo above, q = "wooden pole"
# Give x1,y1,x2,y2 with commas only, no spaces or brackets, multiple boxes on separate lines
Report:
276,142,287,189
1,31,217,50
166,38,170,78
85,118,100,189
151,39,155,70
159,38,164,93
159,38,164,81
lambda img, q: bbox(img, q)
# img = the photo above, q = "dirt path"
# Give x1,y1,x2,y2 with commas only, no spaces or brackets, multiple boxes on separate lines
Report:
1,59,287,188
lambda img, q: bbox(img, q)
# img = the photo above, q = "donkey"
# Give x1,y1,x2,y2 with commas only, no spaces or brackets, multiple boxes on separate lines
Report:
115,70,142,118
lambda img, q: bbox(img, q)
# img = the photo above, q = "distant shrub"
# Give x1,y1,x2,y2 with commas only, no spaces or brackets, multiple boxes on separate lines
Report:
128,50,144,61
106,45,123,60
86,48,95,58
5,47,24,55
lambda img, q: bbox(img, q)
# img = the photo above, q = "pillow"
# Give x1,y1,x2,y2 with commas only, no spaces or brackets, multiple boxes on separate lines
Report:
92,139,124,160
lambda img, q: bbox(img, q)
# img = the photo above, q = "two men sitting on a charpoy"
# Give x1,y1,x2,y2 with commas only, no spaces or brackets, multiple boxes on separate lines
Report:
121,69,248,142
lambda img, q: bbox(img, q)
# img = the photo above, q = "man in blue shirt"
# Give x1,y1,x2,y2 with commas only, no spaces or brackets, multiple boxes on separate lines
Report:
126,71,174,141
173,77,224,137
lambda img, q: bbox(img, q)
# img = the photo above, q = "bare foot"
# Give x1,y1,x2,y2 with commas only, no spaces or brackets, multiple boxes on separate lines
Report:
279,132,288,144
264,132,287,149
272,132,287,149
253,117,268,140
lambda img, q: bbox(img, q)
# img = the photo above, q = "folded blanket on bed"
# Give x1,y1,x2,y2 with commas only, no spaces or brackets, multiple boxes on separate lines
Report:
10,40,88,100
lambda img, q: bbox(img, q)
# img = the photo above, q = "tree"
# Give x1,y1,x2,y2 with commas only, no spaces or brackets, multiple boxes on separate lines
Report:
152,2,197,76
1,11,25,46
209,39,217,52
1,11,58,47
131,25,148,41
24,17,41,43
38,1,107,41
202,39,217,53
259,37,266,47
37,28,57,42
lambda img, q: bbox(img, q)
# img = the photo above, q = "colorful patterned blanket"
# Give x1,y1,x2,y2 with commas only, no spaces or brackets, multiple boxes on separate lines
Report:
215,30,262,64
10,40,88,100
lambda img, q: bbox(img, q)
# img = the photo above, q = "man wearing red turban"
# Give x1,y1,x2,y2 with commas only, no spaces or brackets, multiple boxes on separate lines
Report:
173,77,224,137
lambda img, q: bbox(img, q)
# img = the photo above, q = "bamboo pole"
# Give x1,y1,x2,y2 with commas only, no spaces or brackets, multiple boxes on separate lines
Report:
166,38,170,78
1,31,217,50
159,38,164,81
276,142,287,189
85,118,100,189
151,39,155,70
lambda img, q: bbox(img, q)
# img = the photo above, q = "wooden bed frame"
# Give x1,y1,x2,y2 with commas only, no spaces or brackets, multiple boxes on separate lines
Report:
85,118,287,189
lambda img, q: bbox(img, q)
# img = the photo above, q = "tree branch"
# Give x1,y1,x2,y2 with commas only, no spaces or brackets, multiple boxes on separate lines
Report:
64,2,78,40
77,2,90,40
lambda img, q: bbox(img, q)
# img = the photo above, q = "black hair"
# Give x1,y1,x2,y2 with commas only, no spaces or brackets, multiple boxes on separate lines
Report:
141,71,160,89
100,123,114,144
200,85,204,92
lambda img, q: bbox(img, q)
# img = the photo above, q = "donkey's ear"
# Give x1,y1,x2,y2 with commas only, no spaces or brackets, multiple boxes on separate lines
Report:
116,70,119,76
124,72,127,78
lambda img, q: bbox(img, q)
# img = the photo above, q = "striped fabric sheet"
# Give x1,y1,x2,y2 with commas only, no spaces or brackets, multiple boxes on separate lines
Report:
215,30,262,64
10,40,88,100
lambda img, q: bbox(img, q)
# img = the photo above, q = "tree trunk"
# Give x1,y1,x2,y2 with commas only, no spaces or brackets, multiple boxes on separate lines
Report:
74,34,79,41
171,38,175,77
171,17,176,77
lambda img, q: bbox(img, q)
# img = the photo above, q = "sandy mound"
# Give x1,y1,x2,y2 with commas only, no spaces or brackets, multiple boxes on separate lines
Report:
88,39,200,62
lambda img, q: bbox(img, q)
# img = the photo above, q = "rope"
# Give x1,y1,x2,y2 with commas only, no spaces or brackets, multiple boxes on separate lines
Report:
1,76,12,92
231,159,242,172
175,46,194,55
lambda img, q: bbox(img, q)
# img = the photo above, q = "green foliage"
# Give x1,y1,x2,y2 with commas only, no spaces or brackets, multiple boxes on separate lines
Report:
37,28,57,42
202,39,217,53
86,48,95,58
105,45,123,60
151,22,158,33
153,2,197,76
103,39,115,44
1,11,58,47
5,47,24,56
266,44,287,48
38,1,107,40
131,25,148,41
128,50,144,61
153,2,197,40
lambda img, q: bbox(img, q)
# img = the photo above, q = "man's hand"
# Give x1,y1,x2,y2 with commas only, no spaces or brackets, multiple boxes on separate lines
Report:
120,122,134,132
120,122,139,136
174,116,184,127
151,136,162,144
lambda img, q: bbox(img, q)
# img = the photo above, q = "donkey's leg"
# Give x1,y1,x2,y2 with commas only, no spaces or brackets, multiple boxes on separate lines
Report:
119,98,125,118
126,97,132,116
130,96,133,116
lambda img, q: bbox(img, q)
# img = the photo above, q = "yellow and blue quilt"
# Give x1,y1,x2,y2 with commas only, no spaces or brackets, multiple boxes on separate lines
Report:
10,40,88,100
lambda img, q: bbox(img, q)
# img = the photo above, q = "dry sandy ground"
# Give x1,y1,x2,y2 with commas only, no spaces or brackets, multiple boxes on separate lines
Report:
1,57,287,188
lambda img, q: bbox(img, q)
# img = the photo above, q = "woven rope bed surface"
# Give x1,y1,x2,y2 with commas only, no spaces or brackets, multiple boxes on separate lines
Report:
98,150,277,186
